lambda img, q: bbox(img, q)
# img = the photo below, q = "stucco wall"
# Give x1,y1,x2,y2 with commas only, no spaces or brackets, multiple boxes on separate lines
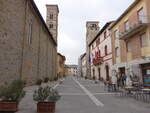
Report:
90,23,113,81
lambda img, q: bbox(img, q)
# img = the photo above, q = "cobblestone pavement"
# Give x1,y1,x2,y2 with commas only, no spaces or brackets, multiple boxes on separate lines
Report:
17,76,150,113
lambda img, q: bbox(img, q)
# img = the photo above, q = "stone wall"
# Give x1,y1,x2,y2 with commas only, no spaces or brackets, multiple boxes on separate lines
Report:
0,0,26,85
0,0,57,86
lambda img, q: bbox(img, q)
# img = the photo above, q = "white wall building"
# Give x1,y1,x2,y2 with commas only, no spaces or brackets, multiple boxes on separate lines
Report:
89,22,114,81
81,53,86,78
66,65,78,76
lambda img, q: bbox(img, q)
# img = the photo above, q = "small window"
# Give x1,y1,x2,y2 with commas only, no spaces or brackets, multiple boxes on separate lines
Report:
91,24,96,28
96,38,100,46
28,22,32,45
98,49,101,57
138,7,145,23
125,20,129,31
105,45,108,55
115,47,119,57
140,33,147,47
114,30,119,38
126,41,132,52
50,14,53,19
92,44,94,49
49,24,53,28
104,31,107,39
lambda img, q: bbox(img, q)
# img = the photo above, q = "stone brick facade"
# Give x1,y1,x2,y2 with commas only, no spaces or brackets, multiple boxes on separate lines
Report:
81,53,86,78
86,21,99,79
0,0,57,86
46,5,59,43
57,53,66,78
78,53,86,77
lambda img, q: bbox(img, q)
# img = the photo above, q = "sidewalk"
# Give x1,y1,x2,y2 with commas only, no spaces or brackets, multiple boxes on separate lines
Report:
16,81,59,113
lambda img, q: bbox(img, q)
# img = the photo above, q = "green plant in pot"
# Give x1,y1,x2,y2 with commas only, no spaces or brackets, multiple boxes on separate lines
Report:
0,80,26,112
44,77,49,83
33,86,61,113
36,79,42,85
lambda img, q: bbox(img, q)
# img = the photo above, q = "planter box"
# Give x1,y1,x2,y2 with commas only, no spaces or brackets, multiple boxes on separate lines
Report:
0,101,18,112
37,102,56,113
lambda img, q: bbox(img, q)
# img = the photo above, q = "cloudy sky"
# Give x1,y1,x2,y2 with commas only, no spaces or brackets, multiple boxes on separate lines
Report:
34,0,135,65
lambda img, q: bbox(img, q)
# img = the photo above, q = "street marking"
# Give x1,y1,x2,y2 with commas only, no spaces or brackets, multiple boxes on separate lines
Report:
60,93,87,96
83,84,104,87
72,77,104,107
58,85,75,87
53,78,66,89
53,83,60,89
60,92,120,96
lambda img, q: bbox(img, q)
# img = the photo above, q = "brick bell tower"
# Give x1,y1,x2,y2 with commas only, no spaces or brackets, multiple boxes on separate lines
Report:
86,21,99,79
46,5,59,43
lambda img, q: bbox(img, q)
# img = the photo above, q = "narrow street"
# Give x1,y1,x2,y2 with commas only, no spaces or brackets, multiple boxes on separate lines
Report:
1,1,150,113
55,76,150,113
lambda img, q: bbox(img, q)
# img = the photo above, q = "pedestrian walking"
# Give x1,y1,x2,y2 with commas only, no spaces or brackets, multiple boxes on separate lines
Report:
126,71,133,87
122,73,127,87
111,70,118,91
116,71,120,90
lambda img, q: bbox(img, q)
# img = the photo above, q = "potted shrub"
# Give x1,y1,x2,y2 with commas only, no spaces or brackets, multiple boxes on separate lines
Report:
44,77,49,83
93,76,96,80
33,86,61,113
85,76,88,80
36,79,42,85
0,80,25,112
54,77,58,81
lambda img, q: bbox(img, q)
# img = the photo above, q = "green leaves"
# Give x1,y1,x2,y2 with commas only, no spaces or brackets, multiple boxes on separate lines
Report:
33,86,51,102
33,86,61,102
48,88,61,102
0,80,26,103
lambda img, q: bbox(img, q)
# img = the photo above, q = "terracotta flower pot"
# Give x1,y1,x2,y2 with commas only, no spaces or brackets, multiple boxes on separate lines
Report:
0,101,18,112
37,102,56,113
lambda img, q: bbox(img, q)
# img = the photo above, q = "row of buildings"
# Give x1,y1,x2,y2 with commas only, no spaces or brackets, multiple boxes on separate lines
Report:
57,54,78,77
65,65,78,76
79,0,150,86
57,53,66,78
0,0,60,86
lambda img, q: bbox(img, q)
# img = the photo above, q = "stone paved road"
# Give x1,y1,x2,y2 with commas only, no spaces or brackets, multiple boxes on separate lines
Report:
55,76,150,113
17,76,150,113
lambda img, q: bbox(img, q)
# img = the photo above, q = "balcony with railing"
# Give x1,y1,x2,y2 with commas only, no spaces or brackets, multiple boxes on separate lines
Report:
93,57,103,65
119,16,148,40
92,52,103,65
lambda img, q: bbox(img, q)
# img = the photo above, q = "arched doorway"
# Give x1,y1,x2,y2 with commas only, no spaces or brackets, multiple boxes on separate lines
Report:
106,65,109,81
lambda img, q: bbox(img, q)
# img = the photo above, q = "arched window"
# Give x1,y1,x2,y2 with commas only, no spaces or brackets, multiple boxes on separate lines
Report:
50,14,53,19
99,49,101,57
105,45,108,55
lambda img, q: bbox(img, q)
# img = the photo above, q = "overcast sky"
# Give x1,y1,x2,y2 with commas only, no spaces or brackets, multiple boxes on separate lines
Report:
34,0,135,65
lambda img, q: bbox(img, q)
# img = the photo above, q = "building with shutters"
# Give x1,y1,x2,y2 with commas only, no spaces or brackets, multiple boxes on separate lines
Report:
89,22,114,81
65,65,78,76
110,0,150,85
